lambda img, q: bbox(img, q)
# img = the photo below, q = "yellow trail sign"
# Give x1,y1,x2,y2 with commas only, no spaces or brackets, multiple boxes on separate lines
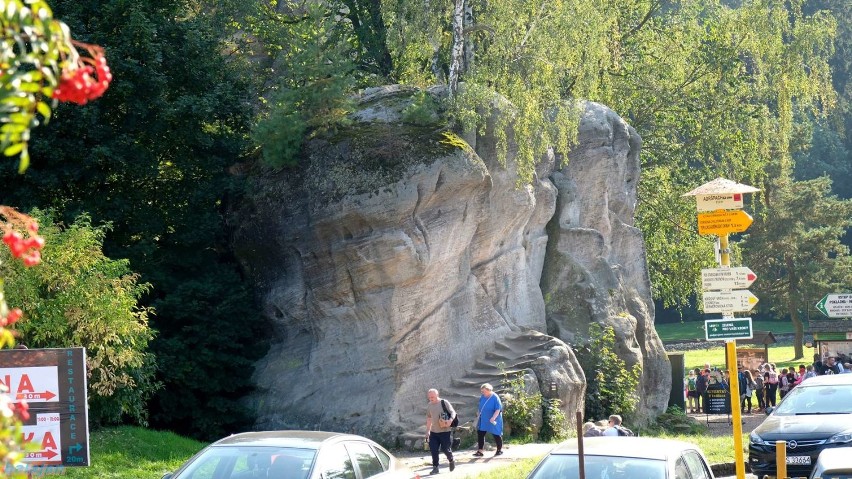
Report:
697,210,753,235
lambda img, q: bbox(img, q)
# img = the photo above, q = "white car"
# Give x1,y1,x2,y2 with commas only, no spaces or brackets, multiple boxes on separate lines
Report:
527,436,715,479
162,431,419,479
808,447,852,479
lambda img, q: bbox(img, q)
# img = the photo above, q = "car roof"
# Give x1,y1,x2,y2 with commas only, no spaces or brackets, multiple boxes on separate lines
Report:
797,373,852,387
546,437,702,461
211,431,374,450
814,447,852,470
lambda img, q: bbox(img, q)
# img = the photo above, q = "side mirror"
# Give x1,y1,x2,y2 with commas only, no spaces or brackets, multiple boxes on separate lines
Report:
161,474,173,479
764,407,774,415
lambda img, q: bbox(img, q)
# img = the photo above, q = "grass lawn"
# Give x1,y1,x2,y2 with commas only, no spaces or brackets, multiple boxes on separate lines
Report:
62,426,205,478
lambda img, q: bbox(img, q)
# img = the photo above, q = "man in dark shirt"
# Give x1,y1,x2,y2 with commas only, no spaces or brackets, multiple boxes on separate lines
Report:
695,368,709,413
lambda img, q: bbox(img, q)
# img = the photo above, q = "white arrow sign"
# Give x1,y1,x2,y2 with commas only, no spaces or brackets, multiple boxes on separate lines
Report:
701,267,757,291
702,290,759,313
696,193,744,212
816,294,852,318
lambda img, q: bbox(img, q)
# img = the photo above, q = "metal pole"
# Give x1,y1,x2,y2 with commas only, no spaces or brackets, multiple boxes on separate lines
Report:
720,233,746,479
576,411,585,479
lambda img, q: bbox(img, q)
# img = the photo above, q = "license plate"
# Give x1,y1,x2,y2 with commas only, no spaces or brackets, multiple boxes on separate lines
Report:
786,455,811,465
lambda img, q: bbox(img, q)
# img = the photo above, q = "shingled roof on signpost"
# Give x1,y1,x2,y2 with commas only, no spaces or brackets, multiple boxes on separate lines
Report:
681,177,762,197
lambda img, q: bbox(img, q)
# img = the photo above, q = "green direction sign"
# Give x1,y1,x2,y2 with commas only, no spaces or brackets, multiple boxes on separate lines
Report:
815,294,852,318
705,318,753,341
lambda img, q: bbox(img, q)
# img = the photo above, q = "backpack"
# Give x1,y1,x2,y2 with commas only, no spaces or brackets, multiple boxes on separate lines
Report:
615,425,635,437
767,371,779,385
440,399,459,428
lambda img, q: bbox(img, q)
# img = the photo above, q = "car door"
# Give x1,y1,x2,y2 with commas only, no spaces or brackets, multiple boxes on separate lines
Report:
317,443,357,479
682,450,713,479
345,441,387,479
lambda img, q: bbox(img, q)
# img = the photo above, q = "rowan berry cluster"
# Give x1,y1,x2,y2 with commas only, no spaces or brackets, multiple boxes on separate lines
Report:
0,308,22,328
52,44,112,105
2,225,44,267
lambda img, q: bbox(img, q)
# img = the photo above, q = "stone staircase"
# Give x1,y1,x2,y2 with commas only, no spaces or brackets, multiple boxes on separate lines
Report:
401,329,564,448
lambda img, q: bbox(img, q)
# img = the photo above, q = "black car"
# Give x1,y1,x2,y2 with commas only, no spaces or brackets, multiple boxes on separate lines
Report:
748,373,852,478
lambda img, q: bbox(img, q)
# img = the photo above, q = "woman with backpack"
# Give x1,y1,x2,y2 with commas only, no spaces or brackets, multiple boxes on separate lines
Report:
764,363,779,407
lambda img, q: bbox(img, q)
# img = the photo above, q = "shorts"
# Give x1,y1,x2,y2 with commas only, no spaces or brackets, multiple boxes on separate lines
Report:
687,391,699,398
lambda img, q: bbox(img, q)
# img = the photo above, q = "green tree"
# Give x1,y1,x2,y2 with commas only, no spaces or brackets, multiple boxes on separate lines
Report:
596,0,837,309
1,0,269,439
742,176,852,359
1,210,158,425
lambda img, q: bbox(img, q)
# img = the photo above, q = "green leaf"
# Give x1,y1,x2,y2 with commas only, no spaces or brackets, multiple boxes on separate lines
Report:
16,144,29,173
3,141,24,156
36,100,50,121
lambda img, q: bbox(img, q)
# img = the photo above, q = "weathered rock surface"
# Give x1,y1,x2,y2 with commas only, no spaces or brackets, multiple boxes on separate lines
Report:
541,102,670,423
231,86,669,444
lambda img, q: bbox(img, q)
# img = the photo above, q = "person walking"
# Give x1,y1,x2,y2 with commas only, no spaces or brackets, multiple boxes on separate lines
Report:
425,388,456,474
473,383,503,457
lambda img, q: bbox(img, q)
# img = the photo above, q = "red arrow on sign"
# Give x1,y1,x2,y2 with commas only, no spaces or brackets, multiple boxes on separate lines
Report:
25,449,58,460
16,390,56,401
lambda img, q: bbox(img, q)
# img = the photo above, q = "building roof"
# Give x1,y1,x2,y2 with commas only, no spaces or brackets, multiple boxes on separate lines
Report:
735,330,776,346
808,320,852,333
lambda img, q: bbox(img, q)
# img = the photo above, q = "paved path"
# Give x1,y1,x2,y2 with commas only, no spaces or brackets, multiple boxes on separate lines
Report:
399,443,553,478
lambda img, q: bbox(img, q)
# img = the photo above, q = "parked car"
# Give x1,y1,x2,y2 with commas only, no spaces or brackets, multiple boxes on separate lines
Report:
749,373,852,479
526,436,715,479
161,430,419,479
809,447,852,479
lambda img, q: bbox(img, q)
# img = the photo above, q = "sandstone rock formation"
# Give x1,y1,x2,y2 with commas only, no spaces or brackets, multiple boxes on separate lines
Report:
542,102,670,423
231,85,669,444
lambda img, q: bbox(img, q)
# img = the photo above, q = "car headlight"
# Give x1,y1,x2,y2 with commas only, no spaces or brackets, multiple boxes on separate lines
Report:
827,431,852,444
749,431,766,446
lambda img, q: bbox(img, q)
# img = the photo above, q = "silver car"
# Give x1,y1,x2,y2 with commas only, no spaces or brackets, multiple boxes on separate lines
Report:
808,447,852,479
162,431,419,479
527,436,715,479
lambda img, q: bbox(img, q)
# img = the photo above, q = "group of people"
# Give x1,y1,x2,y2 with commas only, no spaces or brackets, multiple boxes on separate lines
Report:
685,354,852,415
581,415,631,437
424,383,504,475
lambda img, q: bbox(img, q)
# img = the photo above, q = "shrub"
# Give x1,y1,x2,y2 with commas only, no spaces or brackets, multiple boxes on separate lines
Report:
539,397,569,441
575,323,641,423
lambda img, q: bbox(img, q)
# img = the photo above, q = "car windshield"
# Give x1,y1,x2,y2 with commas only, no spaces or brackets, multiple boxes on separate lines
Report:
174,446,316,479
530,454,666,479
772,384,852,415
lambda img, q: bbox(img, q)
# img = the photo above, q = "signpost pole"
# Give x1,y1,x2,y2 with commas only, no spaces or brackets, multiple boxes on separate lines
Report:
719,232,746,479
685,179,759,479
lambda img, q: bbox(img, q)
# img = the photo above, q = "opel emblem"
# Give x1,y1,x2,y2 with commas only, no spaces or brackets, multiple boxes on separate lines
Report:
787,440,798,450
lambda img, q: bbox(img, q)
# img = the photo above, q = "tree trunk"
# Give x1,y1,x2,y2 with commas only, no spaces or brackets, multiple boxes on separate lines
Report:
463,0,474,72
785,254,804,359
448,0,465,97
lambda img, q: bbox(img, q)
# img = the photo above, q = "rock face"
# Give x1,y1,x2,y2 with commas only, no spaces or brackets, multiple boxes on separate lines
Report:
541,103,670,423
231,86,669,443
